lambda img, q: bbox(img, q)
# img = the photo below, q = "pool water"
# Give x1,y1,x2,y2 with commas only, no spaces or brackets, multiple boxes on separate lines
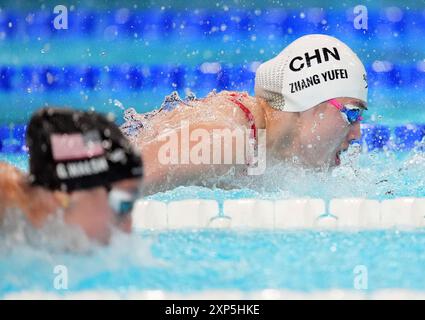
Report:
0,3,425,299
2,227,425,296
0,147,424,298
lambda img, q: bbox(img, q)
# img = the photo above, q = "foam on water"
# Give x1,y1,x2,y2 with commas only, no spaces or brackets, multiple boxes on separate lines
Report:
146,145,425,203
0,209,157,297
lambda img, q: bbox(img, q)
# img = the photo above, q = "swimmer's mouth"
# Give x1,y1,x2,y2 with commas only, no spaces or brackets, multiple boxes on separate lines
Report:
335,151,341,166
335,149,347,166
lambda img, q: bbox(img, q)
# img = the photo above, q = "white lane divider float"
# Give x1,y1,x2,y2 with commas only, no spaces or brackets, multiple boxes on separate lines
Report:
224,199,275,228
132,200,167,230
167,199,218,229
329,198,381,229
132,198,425,231
274,199,325,229
381,198,425,228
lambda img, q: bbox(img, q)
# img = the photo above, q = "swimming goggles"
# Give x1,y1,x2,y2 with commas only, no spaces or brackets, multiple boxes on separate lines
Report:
328,99,365,125
106,187,140,216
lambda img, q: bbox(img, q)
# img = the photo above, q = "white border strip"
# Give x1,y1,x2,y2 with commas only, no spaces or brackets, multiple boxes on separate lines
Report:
4,289,425,300
133,198,425,230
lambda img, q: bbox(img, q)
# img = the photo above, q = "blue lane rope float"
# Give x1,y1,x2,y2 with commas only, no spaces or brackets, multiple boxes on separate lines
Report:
0,64,423,92
0,124,26,153
0,123,423,154
0,8,419,39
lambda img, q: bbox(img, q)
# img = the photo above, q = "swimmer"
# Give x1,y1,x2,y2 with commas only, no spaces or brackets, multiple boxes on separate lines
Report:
0,108,143,245
123,34,368,194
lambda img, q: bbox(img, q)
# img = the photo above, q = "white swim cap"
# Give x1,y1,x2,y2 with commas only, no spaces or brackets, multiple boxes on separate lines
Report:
254,34,368,112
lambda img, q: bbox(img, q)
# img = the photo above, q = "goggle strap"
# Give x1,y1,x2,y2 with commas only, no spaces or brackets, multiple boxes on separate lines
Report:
328,99,363,124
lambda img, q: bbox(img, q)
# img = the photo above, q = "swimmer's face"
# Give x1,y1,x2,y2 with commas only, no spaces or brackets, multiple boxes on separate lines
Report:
64,187,115,244
297,98,365,168
110,178,141,233
63,178,140,244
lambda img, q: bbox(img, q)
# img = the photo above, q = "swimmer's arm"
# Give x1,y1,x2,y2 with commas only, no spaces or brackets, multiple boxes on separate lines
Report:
139,122,243,194
0,162,23,223
0,199,4,223
0,162,52,227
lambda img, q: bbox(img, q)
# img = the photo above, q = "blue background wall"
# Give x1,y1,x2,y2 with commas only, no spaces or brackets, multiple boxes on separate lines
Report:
0,0,424,152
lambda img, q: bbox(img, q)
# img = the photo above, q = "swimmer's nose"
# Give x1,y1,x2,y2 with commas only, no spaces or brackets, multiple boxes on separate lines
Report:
347,121,361,141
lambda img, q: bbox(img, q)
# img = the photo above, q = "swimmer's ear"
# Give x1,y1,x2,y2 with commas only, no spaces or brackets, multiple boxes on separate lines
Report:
52,191,71,210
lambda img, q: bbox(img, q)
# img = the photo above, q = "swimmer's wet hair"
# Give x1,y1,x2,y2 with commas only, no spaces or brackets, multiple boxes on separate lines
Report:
26,107,143,192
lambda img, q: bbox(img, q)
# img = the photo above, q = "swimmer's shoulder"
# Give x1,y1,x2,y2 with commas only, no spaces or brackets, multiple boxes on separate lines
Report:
0,162,25,189
215,90,266,129
136,90,265,135
0,162,27,219
0,162,58,227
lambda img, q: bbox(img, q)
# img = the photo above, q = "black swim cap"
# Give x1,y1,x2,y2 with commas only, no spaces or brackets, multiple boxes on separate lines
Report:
26,107,143,192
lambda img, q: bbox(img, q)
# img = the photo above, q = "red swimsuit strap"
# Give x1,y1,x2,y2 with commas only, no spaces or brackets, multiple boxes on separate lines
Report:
227,93,257,141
